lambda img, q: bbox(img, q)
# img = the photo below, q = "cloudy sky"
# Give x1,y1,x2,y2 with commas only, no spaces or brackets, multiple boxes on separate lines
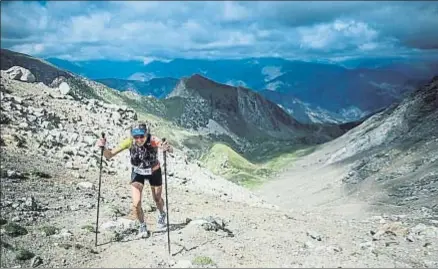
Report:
1,1,438,62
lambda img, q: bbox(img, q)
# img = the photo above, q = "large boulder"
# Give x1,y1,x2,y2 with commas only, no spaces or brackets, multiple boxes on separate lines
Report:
50,76,68,88
5,66,36,83
58,82,71,95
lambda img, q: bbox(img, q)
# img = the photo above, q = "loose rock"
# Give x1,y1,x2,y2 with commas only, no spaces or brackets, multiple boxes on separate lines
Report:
76,182,95,190
31,256,43,267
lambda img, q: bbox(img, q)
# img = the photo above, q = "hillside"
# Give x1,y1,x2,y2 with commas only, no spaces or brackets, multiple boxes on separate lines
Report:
257,76,438,267
260,75,438,227
95,77,179,99
1,52,437,268
200,143,270,188
166,74,347,146
325,76,438,212
1,49,73,85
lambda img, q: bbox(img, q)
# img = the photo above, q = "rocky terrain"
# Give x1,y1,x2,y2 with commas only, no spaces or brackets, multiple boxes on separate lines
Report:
263,76,438,214
1,59,437,269
259,76,438,266
0,67,275,268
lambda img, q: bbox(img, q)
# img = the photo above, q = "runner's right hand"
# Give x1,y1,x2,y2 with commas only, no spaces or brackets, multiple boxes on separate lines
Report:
96,137,107,148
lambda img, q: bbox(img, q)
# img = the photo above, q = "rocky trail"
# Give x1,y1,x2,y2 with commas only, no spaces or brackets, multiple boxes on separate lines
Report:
1,69,437,268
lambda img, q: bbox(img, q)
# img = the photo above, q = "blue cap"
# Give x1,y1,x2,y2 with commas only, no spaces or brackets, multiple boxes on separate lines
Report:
131,128,146,136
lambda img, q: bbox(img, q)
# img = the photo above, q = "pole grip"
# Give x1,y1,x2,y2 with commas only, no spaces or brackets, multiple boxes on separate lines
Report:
99,133,106,150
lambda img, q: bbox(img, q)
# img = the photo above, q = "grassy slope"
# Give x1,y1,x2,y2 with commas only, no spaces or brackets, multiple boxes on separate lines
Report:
201,143,269,188
200,142,317,189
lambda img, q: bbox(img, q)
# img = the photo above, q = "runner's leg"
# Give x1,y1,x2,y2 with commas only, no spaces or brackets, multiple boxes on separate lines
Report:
150,185,165,214
131,182,145,223
149,168,165,214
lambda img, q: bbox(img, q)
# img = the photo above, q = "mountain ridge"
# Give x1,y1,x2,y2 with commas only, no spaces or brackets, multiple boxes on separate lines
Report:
165,73,348,147
46,55,437,124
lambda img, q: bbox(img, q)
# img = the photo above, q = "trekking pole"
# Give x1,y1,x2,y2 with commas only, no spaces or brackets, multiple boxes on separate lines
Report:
163,138,171,255
95,132,105,247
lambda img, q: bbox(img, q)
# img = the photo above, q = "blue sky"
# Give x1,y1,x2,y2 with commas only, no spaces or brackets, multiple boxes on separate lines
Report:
1,1,438,63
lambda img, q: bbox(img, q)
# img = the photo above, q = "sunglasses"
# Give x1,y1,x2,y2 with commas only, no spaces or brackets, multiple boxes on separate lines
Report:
133,135,145,139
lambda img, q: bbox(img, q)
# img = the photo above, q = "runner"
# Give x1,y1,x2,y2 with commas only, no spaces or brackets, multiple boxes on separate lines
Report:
96,122,173,237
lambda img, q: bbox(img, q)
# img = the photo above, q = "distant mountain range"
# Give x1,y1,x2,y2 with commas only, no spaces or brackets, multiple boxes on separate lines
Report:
45,56,437,88
94,77,179,99
43,54,437,124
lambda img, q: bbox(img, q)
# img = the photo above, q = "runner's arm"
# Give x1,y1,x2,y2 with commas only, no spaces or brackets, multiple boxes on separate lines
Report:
100,137,131,159
103,146,125,159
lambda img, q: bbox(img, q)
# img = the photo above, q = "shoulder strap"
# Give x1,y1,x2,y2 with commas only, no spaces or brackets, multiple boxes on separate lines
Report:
146,133,151,146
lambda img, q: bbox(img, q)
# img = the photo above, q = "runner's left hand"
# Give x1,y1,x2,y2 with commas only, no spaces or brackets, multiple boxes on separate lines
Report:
162,140,171,152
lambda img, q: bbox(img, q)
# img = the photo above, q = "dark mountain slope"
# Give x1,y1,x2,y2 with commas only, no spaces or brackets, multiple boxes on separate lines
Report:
1,49,73,85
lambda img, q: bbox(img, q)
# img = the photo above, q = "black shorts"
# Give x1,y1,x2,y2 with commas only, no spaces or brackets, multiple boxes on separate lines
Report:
131,167,163,187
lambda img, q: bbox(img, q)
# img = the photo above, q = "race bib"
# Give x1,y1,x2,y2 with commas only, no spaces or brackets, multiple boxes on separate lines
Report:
133,166,152,175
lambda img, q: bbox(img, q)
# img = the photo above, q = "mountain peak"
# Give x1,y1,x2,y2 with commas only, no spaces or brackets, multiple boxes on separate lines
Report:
165,74,344,141
189,73,207,80
184,73,254,96
185,73,228,90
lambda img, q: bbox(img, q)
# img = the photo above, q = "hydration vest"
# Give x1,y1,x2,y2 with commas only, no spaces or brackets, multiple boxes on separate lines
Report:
129,134,159,168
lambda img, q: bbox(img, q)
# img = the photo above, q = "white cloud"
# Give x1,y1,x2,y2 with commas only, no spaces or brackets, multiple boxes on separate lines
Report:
10,43,45,55
359,42,378,51
66,12,112,43
298,20,384,52
141,57,171,65
1,1,438,61
222,1,250,22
